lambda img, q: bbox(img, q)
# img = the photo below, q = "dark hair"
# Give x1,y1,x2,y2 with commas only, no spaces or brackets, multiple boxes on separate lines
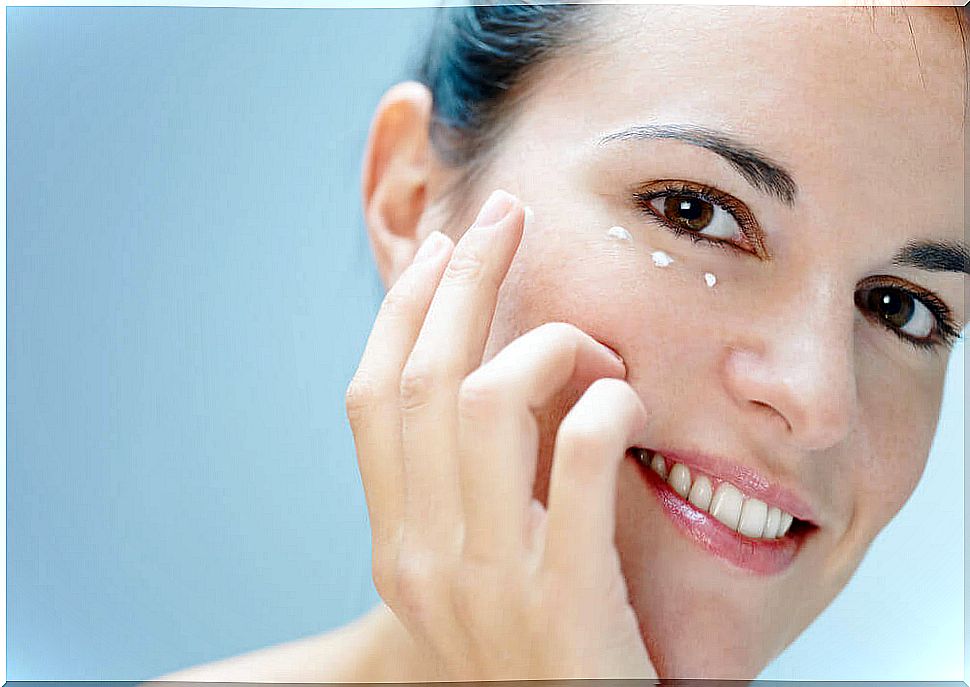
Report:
412,2,592,221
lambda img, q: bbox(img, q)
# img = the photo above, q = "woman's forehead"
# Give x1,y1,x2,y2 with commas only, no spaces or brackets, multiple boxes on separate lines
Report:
574,6,966,139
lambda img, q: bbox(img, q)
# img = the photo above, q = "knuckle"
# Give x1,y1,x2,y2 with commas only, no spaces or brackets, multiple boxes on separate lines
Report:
372,524,404,605
395,580,428,624
393,552,447,622
398,361,439,412
378,282,413,317
393,557,427,611
442,245,487,283
457,373,505,420
400,353,464,413
345,374,381,423
371,550,398,604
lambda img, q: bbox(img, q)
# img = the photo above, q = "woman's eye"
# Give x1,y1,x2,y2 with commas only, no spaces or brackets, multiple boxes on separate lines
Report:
856,285,936,340
633,181,767,257
648,193,740,240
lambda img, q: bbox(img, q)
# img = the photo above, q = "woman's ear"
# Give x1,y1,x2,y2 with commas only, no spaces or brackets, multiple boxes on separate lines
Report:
361,80,436,291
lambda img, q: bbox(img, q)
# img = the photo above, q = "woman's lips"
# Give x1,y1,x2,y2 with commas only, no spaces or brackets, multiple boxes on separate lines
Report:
628,449,815,576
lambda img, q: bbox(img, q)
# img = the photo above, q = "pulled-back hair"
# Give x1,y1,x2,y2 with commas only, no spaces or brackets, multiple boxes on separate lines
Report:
412,2,591,219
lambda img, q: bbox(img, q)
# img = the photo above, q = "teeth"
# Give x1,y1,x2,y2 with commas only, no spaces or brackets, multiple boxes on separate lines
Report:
650,453,667,479
668,463,691,498
737,497,768,538
635,450,799,540
778,512,794,537
687,475,713,511
764,506,782,538
709,483,744,531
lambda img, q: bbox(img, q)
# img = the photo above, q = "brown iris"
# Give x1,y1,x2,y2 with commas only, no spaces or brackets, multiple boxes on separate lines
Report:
860,286,915,330
662,194,715,232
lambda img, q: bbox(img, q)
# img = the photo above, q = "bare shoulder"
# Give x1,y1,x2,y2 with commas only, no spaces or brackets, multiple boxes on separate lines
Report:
154,605,393,684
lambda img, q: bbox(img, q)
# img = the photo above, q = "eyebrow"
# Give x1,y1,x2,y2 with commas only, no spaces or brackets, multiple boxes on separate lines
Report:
893,240,970,276
597,124,798,207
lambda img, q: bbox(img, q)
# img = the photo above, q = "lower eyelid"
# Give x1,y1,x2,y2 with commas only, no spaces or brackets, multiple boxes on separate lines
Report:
650,216,744,254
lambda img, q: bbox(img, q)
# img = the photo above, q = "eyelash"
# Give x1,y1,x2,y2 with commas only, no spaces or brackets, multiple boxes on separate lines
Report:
856,279,962,353
633,181,760,255
630,182,962,354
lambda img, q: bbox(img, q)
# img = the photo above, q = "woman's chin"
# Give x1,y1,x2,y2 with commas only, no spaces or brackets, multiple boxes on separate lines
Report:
615,456,811,679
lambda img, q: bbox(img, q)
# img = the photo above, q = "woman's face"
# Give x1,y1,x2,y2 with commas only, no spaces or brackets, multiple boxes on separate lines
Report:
404,6,966,679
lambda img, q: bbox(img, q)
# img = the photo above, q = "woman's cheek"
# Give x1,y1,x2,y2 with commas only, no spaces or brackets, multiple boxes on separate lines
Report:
851,372,941,537
501,227,729,370
864,342,944,482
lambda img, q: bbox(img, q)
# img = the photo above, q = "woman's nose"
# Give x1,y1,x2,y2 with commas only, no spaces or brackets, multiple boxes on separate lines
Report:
720,286,860,452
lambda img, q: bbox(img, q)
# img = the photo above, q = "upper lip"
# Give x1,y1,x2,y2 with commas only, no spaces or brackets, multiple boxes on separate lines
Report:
637,444,818,525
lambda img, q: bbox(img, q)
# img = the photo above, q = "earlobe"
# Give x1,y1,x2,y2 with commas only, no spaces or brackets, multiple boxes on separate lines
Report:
361,81,435,290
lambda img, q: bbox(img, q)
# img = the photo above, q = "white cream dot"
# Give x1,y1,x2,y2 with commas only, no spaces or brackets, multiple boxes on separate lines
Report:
606,225,632,241
651,250,674,268
704,272,717,288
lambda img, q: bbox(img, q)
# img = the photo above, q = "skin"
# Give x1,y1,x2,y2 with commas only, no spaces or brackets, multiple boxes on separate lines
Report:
160,6,967,682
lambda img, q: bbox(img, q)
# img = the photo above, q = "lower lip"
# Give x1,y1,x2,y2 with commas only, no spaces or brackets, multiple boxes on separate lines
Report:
630,451,806,576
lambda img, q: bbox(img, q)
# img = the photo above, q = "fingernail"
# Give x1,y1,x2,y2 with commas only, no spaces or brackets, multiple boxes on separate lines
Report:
414,231,449,263
474,189,516,227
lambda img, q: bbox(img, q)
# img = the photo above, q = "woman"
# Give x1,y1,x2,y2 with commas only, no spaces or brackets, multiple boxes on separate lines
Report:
163,3,967,681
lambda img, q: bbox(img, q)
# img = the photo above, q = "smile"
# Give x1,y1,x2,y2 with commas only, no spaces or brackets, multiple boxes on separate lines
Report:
639,449,795,538
629,447,817,575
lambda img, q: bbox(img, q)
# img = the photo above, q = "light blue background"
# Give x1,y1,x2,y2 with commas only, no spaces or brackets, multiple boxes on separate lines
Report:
7,7,964,681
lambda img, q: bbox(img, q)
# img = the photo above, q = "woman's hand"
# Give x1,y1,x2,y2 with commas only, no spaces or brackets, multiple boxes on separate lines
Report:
345,189,657,680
